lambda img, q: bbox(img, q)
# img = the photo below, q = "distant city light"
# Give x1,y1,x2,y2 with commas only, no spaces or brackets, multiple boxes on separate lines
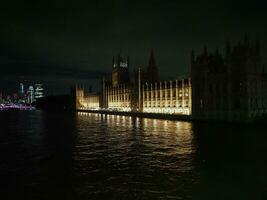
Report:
0,82,45,110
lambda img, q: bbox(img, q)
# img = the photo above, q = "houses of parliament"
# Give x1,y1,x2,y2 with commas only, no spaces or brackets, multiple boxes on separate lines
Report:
75,37,267,122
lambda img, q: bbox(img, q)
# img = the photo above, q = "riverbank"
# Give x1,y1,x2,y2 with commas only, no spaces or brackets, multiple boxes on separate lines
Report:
77,109,192,122
0,104,35,111
77,109,267,124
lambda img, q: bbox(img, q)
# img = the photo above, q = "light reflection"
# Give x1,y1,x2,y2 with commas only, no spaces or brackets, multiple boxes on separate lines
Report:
164,120,168,131
176,121,180,129
138,118,194,158
144,118,148,127
121,115,126,127
135,117,140,128
152,119,157,128
77,112,194,156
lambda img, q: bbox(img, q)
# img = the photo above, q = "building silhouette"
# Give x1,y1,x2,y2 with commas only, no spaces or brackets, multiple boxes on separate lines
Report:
191,36,267,121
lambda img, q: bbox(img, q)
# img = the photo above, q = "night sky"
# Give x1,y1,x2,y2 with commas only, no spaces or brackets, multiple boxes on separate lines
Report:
1,0,267,94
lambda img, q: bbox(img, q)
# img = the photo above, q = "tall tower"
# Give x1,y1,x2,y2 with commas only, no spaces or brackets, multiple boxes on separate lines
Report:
27,86,35,104
112,54,130,86
146,49,158,83
19,83,25,103
19,83,24,95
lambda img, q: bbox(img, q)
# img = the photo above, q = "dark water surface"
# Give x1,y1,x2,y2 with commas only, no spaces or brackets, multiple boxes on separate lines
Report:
0,111,267,200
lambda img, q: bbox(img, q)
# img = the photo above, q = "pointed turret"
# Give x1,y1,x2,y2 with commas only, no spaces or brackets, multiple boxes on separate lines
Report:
112,56,115,68
147,49,158,83
148,49,156,67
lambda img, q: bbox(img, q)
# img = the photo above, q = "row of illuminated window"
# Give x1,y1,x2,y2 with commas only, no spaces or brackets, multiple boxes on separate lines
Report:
144,101,190,108
106,89,130,94
84,97,99,102
108,95,130,102
85,103,100,108
143,82,191,88
108,103,130,108
144,93,189,99
143,87,190,92
143,89,190,98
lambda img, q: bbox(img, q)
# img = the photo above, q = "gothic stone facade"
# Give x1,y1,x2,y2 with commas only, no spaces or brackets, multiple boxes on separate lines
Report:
191,38,267,121
75,86,100,110
76,39,267,122
142,79,191,115
76,50,192,115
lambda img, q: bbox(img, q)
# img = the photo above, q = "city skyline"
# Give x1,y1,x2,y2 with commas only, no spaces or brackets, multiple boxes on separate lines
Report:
0,82,44,105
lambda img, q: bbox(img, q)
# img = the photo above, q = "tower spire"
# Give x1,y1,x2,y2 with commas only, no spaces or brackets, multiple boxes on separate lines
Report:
149,48,156,67
147,48,158,82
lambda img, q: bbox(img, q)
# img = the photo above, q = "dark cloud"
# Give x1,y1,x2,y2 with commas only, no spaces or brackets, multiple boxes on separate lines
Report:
0,60,106,79
0,0,267,94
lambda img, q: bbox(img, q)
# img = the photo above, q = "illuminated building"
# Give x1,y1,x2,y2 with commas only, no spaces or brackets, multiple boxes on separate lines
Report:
17,83,44,104
18,83,26,103
99,54,132,111
76,51,192,115
27,86,35,104
19,83,24,95
75,39,267,121
34,84,44,99
104,83,132,111
142,78,192,115
75,86,100,109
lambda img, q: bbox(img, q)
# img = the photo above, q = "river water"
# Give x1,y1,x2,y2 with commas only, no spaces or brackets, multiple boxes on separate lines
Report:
0,111,267,200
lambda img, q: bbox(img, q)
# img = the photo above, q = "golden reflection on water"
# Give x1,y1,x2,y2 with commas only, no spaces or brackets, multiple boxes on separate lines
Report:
141,118,194,155
75,112,197,198
77,112,194,156
78,112,192,132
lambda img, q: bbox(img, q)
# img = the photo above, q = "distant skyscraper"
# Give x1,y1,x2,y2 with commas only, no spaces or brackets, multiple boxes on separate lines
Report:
34,84,44,100
18,83,26,103
0,93,3,103
27,86,35,104
19,83,24,94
